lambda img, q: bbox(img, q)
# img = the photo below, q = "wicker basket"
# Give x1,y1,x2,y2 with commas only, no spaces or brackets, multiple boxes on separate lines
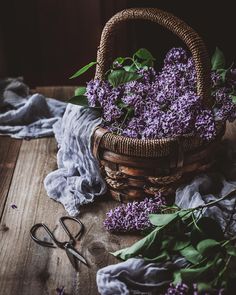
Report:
92,8,225,203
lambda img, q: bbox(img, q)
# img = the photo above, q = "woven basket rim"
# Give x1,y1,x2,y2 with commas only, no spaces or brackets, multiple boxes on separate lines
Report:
99,128,193,143
93,121,225,158
96,120,224,144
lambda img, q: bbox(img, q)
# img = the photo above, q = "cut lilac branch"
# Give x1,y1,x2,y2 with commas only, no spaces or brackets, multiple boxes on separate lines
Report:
104,194,166,232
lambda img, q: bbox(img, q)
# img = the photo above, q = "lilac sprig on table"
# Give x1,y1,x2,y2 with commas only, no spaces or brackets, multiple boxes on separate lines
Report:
112,190,236,294
164,282,189,295
70,47,236,141
163,283,225,295
103,194,166,232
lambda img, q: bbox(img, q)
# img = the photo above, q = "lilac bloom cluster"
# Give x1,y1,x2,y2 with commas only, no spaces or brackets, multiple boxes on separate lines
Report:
86,48,236,140
164,283,225,295
164,283,189,295
103,194,166,232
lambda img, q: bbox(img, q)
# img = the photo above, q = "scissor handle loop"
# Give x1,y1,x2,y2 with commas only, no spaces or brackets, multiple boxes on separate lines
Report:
30,217,84,248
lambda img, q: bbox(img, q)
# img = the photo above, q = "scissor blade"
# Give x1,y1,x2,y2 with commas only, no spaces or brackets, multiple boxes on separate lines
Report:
65,244,88,268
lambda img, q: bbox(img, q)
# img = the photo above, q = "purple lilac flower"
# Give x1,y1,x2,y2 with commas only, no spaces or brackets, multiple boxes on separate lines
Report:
112,61,123,69
211,71,223,87
85,79,112,107
213,88,236,121
56,286,65,295
164,47,188,66
122,117,146,139
85,47,236,141
195,109,216,140
227,68,236,86
138,67,157,84
164,283,225,295
164,283,189,295
103,102,123,123
103,194,166,232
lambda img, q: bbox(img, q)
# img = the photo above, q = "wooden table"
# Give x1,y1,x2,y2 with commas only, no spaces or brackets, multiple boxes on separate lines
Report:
0,87,138,295
0,87,236,295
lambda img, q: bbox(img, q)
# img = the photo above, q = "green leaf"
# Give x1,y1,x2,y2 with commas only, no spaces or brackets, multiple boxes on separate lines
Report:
161,236,175,250
67,95,88,106
149,213,178,227
197,282,214,293
114,57,126,65
173,271,182,285
231,95,236,104
126,106,134,116
180,262,214,282
123,65,136,72
173,240,191,251
178,210,192,220
112,227,161,260
117,101,128,109
191,217,224,246
70,61,97,79
226,245,236,257
133,48,155,61
217,68,228,83
140,59,153,68
211,47,226,70
108,70,141,87
197,239,221,257
74,86,86,96
180,245,203,264
144,251,169,262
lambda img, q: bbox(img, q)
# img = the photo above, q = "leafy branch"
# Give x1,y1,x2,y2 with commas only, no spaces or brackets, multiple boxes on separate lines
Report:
112,189,236,293
67,48,154,109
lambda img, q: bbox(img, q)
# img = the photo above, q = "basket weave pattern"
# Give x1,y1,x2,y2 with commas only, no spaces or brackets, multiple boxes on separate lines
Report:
92,8,226,202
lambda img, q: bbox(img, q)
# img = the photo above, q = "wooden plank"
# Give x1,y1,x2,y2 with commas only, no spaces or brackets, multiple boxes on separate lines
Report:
35,86,76,101
78,198,138,295
0,137,138,295
0,137,22,219
224,121,236,142
0,138,79,295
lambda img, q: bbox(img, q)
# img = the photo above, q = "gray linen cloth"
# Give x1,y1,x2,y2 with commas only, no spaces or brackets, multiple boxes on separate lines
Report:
0,78,66,138
97,257,187,295
44,104,107,215
97,172,236,295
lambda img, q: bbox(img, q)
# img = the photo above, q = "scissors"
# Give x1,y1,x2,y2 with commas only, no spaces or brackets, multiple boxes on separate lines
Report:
30,216,88,270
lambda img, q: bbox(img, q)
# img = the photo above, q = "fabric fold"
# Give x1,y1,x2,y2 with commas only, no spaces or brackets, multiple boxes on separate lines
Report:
44,104,107,215
0,78,66,138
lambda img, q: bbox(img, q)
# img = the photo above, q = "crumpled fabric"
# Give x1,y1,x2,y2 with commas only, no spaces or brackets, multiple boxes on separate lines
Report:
97,169,236,295
0,77,66,138
44,104,107,215
97,257,188,295
175,173,236,237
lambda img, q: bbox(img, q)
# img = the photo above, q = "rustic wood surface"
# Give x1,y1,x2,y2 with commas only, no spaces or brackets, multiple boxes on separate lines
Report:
0,87,138,295
0,137,22,218
0,87,235,295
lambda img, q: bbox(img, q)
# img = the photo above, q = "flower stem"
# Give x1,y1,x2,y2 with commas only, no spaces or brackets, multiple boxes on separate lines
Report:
192,189,236,211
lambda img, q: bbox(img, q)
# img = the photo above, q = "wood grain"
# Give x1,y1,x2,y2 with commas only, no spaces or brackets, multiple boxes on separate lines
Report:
0,138,138,295
35,86,76,101
77,199,138,295
224,121,236,142
0,137,22,219
0,138,80,295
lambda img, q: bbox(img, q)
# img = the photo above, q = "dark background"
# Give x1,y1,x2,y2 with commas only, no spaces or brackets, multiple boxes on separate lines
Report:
0,0,235,88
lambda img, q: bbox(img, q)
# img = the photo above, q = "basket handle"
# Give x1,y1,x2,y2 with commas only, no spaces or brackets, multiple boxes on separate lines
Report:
95,8,213,108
